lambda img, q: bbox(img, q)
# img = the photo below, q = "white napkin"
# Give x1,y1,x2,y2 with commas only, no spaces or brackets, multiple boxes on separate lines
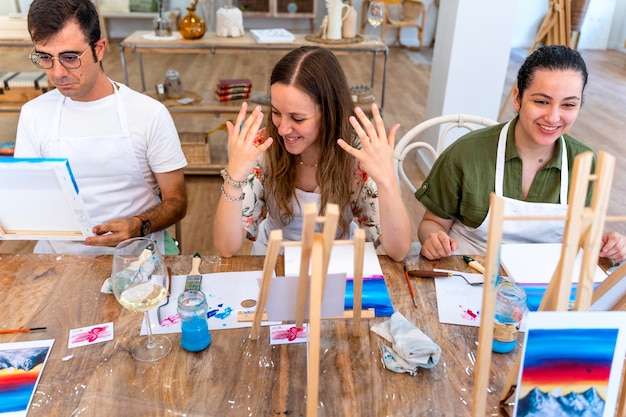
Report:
370,312,441,376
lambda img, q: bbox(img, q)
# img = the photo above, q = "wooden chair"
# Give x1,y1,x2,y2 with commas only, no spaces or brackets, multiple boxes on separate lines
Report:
360,0,427,49
392,113,497,194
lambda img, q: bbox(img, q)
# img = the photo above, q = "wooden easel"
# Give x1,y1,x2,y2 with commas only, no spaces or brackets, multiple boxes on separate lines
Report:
250,203,366,417
498,0,572,120
471,150,626,416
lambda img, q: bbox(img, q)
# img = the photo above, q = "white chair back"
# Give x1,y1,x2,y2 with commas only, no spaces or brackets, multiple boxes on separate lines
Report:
393,114,498,194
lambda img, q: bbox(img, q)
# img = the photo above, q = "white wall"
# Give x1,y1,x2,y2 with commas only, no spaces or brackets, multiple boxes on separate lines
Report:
509,0,624,50
0,1,20,14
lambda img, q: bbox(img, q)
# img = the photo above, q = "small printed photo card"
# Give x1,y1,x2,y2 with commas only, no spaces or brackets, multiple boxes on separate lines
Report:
514,311,626,417
270,323,309,345
68,322,114,349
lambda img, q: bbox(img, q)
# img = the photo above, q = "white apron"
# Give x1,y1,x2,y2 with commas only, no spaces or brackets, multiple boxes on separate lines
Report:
449,121,568,255
34,80,164,254
251,188,357,255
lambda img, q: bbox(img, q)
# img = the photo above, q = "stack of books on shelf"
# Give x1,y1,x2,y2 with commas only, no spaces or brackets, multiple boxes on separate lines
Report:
214,78,252,102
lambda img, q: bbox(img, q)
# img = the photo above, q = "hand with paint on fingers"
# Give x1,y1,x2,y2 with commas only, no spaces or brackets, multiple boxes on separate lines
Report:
225,102,273,182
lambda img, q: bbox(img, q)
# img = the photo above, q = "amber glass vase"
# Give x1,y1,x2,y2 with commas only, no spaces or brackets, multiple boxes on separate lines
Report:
179,7,206,40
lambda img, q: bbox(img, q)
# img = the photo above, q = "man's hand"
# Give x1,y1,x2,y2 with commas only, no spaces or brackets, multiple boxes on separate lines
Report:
84,217,140,247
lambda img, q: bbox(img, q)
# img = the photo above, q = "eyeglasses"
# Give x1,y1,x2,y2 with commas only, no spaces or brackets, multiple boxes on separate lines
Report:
29,45,93,70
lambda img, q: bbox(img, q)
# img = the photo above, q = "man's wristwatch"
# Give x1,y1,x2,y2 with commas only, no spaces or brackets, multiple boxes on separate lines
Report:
136,216,151,237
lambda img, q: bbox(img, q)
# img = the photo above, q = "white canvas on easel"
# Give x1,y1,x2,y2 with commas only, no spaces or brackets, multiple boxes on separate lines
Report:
284,241,382,277
0,158,93,240
263,273,347,321
500,243,607,285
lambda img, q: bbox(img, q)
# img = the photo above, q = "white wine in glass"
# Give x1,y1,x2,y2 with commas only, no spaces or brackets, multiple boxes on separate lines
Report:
112,237,171,362
367,1,385,27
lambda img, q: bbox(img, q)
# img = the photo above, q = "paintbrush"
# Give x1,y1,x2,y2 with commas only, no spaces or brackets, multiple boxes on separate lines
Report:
157,253,202,324
0,327,47,334
408,269,483,286
114,242,155,291
184,253,203,291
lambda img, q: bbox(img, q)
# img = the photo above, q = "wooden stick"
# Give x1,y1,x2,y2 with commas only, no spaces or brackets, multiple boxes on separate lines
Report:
592,261,626,309
575,151,614,310
540,152,593,311
472,193,504,416
250,229,282,340
307,233,325,417
295,204,317,327
352,228,365,336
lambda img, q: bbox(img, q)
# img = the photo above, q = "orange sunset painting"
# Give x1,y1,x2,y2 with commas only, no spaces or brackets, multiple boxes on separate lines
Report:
515,327,619,417
0,340,54,417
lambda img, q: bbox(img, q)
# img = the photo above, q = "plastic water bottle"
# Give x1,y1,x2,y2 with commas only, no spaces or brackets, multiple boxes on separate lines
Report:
493,283,527,353
177,290,211,352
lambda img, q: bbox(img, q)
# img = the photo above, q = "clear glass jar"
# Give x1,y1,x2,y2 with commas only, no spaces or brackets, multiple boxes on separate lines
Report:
177,290,211,352
493,282,527,353
164,69,183,99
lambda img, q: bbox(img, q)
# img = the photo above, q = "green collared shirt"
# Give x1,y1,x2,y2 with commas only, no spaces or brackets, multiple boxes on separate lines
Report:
415,117,595,228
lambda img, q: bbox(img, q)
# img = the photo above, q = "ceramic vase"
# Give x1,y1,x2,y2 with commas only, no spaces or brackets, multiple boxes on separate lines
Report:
179,6,206,40
326,0,349,40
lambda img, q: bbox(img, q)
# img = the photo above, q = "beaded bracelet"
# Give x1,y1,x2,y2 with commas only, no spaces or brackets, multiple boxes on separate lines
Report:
221,184,245,201
220,168,248,188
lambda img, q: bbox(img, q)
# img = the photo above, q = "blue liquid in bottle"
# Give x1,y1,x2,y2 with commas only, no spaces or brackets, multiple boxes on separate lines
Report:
181,316,211,352
492,283,527,354
492,313,518,353
178,290,211,352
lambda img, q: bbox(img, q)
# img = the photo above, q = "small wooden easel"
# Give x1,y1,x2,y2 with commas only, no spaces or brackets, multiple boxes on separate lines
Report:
250,203,366,417
471,150,626,416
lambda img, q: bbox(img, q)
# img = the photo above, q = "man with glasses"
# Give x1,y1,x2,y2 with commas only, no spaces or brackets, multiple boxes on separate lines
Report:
14,0,188,255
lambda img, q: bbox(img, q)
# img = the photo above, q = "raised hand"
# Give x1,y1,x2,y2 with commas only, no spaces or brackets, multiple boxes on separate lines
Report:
337,103,399,189
225,102,273,181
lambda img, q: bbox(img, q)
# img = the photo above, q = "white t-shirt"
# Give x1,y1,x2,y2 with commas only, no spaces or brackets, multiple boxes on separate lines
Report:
15,83,187,195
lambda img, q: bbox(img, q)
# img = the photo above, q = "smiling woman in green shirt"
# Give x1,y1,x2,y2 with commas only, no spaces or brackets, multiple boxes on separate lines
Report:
416,45,626,263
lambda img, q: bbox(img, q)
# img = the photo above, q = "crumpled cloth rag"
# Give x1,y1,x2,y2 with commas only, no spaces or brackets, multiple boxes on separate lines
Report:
370,311,441,376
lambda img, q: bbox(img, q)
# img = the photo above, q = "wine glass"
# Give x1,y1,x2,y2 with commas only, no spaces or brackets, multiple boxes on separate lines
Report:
367,1,385,28
112,237,172,362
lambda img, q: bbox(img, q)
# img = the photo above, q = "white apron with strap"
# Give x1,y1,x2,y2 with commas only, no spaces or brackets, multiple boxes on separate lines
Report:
34,80,164,254
449,121,569,255
251,188,357,255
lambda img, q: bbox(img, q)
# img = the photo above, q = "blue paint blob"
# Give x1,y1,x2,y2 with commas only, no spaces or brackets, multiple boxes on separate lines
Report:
215,306,232,319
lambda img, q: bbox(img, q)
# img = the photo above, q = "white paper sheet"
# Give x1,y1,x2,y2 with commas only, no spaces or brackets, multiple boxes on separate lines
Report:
143,270,280,335
433,269,484,327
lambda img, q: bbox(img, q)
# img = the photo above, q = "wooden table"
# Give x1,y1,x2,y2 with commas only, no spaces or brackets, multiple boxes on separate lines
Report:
119,31,389,114
0,253,516,416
